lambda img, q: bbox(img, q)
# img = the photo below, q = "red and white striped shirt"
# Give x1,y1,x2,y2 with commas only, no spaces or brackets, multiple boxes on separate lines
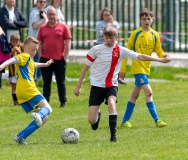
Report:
86,44,138,88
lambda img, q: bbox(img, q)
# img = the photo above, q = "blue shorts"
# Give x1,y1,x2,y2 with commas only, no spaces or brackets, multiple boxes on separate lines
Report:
134,74,149,86
89,86,118,106
21,94,46,113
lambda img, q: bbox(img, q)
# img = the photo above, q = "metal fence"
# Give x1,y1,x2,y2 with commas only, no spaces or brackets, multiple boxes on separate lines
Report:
0,0,187,52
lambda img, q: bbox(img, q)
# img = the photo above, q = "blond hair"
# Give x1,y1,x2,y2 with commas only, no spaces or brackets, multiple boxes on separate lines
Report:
24,37,39,45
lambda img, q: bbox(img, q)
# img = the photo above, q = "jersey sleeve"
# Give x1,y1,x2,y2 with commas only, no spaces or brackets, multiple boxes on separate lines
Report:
85,47,96,66
154,32,165,58
120,58,128,73
16,53,29,66
126,32,136,50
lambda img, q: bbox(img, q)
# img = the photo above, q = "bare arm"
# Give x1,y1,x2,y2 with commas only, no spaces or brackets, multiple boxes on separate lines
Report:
74,64,90,96
0,58,14,71
138,54,171,63
64,39,72,61
32,13,47,29
35,59,54,68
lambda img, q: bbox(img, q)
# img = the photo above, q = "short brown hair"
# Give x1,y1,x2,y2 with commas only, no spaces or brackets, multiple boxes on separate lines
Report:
24,37,39,45
10,33,20,42
103,25,118,37
139,8,153,19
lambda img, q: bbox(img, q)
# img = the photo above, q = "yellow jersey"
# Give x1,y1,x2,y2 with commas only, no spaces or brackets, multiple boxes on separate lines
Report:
120,27,165,75
15,53,40,104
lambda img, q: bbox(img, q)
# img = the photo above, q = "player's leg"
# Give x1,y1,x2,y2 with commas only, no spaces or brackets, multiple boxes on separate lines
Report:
14,95,52,144
121,86,141,126
106,86,118,142
88,105,100,130
142,81,167,128
11,82,18,105
88,86,104,130
121,74,143,127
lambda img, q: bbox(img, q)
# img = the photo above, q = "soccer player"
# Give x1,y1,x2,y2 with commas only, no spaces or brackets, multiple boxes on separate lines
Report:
0,37,53,145
120,8,169,128
74,25,171,142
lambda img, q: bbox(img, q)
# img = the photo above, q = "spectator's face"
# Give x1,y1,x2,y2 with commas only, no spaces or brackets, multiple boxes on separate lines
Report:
5,0,16,7
37,0,47,10
47,8,58,24
53,0,61,8
102,11,111,22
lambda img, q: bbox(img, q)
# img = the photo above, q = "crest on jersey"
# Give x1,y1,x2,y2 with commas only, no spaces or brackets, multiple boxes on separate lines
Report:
148,36,152,40
113,51,119,57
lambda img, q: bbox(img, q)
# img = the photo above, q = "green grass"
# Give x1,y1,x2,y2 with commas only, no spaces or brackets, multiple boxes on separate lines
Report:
0,63,188,160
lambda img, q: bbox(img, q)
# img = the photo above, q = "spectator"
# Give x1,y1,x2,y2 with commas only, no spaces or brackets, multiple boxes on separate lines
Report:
9,33,22,105
0,26,11,89
45,0,65,23
95,7,125,85
0,0,28,42
28,0,48,82
37,8,72,108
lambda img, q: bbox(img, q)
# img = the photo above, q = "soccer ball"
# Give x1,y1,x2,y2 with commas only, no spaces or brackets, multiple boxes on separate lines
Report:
62,128,79,144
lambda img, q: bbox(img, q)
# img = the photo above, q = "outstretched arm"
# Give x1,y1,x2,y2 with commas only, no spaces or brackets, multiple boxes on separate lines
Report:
0,58,14,71
138,54,171,63
74,64,90,96
35,59,54,68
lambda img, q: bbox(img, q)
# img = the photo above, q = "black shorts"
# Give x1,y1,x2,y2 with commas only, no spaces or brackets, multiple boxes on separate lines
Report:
89,86,118,106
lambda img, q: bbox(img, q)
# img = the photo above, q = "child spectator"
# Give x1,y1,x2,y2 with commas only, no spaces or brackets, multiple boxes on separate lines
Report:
9,33,22,105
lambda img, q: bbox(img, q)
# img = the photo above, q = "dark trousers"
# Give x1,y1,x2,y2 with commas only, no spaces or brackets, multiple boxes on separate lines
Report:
40,57,67,103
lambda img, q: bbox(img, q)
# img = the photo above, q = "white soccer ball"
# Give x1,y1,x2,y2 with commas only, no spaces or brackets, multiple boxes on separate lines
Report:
62,128,79,144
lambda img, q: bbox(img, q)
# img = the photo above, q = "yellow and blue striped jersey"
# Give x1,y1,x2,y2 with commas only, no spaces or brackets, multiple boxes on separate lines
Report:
120,27,165,75
15,53,40,104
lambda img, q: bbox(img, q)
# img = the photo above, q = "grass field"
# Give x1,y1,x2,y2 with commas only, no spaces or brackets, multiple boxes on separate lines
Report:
0,63,188,160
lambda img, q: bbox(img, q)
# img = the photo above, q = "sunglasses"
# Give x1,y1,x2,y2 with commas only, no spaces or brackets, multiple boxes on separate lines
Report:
39,1,46,3
103,14,110,16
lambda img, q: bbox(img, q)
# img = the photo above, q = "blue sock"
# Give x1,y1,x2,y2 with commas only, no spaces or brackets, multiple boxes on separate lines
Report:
18,120,39,139
146,101,159,122
122,101,135,123
38,107,50,119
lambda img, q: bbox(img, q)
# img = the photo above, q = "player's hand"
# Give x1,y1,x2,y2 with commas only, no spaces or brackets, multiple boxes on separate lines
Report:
74,86,81,96
119,72,126,79
161,56,171,63
46,59,54,66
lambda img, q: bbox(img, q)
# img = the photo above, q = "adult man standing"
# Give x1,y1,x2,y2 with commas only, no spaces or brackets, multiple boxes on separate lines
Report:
0,0,28,42
28,0,48,82
37,8,72,108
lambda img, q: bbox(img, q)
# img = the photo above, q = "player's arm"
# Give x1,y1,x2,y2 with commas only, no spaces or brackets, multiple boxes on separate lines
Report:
0,57,16,71
35,59,54,68
119,58,128,79
74,64,90,96
138,54,171,63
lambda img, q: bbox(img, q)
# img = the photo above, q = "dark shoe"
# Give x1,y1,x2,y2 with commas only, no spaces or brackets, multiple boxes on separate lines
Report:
60,102,66,108
91,111,101,130
110,135,117,142
118,78,126,85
